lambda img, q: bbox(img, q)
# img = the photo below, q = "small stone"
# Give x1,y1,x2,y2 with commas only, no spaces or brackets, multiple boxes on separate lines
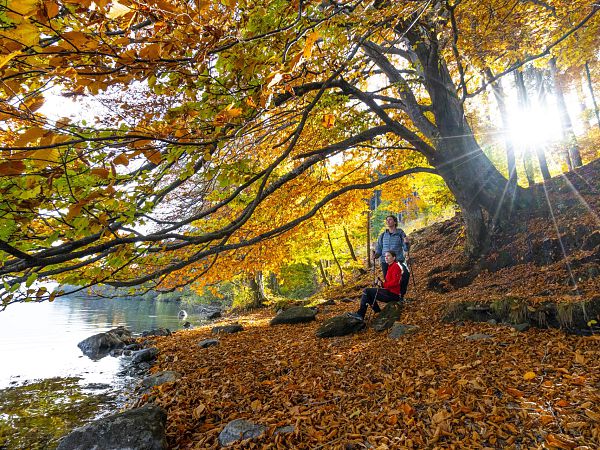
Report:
198,338,219,348
466,333,493,341
487,319,497,325
140,371,180,390
511,323,530,332
212,323,244,334
218,419,266,447
388,324,419,339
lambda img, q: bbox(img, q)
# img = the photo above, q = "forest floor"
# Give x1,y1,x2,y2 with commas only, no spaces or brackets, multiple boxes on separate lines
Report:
140,161,600,449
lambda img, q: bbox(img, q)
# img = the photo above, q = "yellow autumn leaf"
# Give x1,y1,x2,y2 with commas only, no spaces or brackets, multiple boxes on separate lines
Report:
106,1,132,19
303,31,320,59
0,51,21,70
30,148,60,168
523,371,536,380
250,399,261,411
321,114,335,129
8,0,39,16
4,22,40,47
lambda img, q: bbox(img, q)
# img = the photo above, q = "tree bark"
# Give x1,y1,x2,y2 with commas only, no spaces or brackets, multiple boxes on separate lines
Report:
327,233,344,286
585,61,600,133
366,207,372,268
343,226,357,261
514,70,537,186
531,68,552,181
487,70,518,188
550,58,583,169
247,271,267,309
317,260,329,286
415,42,528,257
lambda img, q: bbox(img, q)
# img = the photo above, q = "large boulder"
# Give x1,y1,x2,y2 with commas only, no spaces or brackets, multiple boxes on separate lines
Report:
372,301,403,332
77,326,133,360
56,404,167,450
315,313,365,338
218,419,266,447
270,306,317,325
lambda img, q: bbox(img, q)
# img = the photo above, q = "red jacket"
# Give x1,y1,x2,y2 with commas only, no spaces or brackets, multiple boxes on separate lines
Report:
383,261,402,295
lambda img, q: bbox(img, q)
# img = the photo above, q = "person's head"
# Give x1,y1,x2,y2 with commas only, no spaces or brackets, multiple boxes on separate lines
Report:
384,251,397,264
385,215,398,229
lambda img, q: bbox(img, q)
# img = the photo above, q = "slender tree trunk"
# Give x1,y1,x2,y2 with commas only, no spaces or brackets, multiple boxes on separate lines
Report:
550,58,583,168
366,207,372,268
486,69,517,187
343,226,357,261
514,70,537,186
585,61,600,133
327,233,344,286
247,270,267,309
317,260,329,286
266,271,280,295
532,68,552,180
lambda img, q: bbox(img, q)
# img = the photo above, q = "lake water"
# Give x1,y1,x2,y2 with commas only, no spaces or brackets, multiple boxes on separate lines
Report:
0,296,190,449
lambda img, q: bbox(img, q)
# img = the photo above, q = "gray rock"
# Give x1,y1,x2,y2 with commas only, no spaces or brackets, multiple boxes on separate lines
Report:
511,323,530,332
124,343,142,351
372,301,403,332
77,327,133,360
315,313,365,338
388,324,419,339
56,404,167,450
466,333,493,341
274,425,295,435
141,328,171,337
218,419,266,447
582,230,600,250
198,338,219,348
132,347,159,364
212,323,243,334
140,371,180,390
487,319,497,325
206,310,222,319
270,306,317,325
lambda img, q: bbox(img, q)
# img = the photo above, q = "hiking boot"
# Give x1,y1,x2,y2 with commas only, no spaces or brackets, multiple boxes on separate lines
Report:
346,312,364,321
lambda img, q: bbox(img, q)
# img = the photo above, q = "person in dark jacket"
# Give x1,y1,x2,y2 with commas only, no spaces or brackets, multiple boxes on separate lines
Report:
353,251,404,320
372,215,411,297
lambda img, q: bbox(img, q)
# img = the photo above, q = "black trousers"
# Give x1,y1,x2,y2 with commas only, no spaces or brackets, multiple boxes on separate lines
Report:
381,262,410,298
356,288,400,318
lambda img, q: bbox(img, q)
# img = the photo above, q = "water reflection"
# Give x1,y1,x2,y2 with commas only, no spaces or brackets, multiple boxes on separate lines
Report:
0,296,186,388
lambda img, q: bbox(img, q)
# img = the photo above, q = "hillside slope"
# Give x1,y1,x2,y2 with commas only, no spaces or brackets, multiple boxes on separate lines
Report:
140,161,599,449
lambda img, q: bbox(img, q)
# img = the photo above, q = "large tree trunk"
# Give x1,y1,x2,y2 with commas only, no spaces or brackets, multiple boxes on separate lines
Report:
417,40,530,258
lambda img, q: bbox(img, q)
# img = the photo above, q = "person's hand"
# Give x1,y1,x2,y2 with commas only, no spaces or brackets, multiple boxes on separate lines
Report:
375,277,383,287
